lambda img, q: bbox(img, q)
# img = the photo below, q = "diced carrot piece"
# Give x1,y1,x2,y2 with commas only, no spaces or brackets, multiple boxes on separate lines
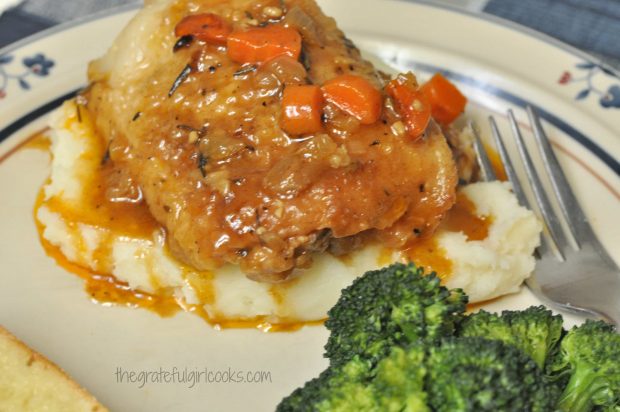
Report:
175,13,232,45
420,73,467,125
321,75,382,125
386,73,432,140
227,25,302,64
281,85,324,135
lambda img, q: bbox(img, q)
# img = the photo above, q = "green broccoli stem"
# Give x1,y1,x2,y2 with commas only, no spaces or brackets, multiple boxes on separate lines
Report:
557,368,610,412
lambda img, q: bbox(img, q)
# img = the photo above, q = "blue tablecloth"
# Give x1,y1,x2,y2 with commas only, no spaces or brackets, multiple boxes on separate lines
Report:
485,0,620,69
1,0,619,69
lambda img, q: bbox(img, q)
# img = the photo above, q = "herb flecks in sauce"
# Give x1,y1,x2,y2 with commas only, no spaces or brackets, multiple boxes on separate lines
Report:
168,64,192,97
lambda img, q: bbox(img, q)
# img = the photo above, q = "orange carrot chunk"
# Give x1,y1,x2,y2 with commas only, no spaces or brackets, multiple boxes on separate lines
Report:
386,73,432,140
175,13,232,45
420,73,467,125
281,85,324,135
321,75,382,125
227,25,302,64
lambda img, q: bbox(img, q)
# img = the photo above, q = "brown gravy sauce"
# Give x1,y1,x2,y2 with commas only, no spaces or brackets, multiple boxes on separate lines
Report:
485,143,508,181
35,201,318,331
29,115,492,331
441,193,492,242
29,116,316,331
23,132,52,151
394,191,493,280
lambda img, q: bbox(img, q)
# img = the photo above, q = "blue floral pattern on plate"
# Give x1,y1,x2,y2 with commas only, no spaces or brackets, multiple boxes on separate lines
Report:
0,53,55,98
558,62,620,109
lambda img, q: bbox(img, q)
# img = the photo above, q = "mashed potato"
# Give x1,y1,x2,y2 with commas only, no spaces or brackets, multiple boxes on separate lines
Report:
441,183,542,302
36,101,542,325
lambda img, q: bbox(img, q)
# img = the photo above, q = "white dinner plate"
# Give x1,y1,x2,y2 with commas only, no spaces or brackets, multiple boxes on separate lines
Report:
1,1,619,411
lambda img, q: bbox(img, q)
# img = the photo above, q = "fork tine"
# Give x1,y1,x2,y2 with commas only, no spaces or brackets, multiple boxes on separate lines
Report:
488,117,554,258
470,122,497,182
488,117,530,208
508,109,569,260
526,106,590,248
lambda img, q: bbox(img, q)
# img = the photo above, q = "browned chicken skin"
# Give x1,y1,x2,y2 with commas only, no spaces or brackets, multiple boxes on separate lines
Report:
85,0,458,282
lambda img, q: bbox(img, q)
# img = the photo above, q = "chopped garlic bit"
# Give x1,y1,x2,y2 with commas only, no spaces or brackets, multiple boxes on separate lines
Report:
188,131,199,144
272,199,284,219
262,6,283,18
391,121,406,136
411,99,424,112
205,170,231,195
328,145,351,169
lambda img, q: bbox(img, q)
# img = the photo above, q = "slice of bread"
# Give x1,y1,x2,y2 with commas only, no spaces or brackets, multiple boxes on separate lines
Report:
0,326,108,412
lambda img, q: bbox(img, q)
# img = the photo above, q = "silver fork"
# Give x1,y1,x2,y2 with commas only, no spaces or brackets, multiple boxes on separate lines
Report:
472,106,620,326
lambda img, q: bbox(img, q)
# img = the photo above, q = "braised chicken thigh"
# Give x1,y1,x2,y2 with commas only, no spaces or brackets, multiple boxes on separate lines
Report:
85,0,459,281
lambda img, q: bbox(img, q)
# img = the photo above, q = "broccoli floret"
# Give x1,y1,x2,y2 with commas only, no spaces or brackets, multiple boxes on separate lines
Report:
284,336,555,412
276,357,375,412
551,320,620,412
426,337,557,412
277,345,429,412
372,345,429,412
324,263,468,367
459,306,564,369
